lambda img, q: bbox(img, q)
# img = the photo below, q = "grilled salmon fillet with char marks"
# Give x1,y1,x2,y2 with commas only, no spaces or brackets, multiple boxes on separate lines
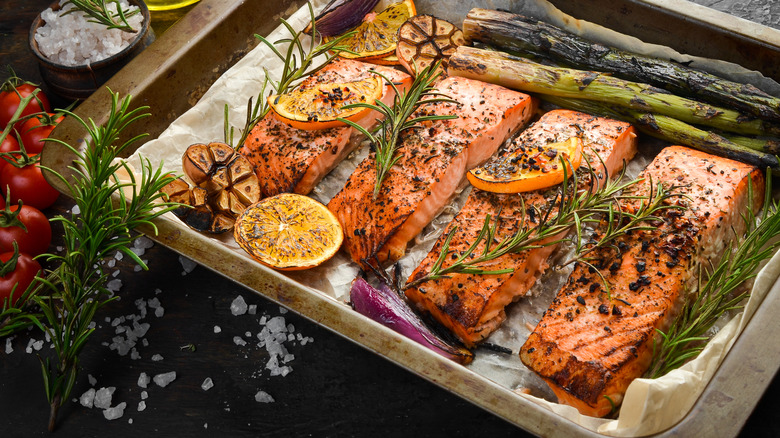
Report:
240,58,412,196
405,110,637,347
520,145,764,417
328,76,536,269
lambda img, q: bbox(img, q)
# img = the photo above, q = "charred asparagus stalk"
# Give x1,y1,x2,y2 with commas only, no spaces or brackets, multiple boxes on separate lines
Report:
448,46,780,138
463,8,780,123
538,93,780,172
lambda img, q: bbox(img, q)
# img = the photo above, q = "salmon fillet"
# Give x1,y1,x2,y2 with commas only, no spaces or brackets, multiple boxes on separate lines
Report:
240,58,412,196
519,145,765,417
327,76,536,269
405,110,637,347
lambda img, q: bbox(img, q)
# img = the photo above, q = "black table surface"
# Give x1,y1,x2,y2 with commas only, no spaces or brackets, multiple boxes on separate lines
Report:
2,0,780,437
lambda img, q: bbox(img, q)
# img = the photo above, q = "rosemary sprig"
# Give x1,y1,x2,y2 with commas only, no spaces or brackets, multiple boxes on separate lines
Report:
18,90,177,431
647,171,780,378
404,160,684,290
226,3,355,149
339,61,458,199
62,0,140,33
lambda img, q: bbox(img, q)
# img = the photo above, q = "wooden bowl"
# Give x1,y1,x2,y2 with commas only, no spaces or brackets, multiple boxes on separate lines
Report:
28,0,155,100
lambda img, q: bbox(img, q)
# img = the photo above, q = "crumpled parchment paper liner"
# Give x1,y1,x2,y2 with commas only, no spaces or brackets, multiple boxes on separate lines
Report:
123,0,780,435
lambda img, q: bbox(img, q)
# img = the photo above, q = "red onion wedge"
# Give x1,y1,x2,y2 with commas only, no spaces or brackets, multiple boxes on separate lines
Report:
350,277,474,364
304,0,381,37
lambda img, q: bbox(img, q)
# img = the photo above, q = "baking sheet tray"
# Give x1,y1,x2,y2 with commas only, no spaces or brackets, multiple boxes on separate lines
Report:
40,0,780,436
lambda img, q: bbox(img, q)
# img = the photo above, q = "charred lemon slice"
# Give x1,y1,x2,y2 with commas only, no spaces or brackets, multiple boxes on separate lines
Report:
468,137,584,193
326,0,416,61
234,194,344,270
268,75,383,130
396,14,466,76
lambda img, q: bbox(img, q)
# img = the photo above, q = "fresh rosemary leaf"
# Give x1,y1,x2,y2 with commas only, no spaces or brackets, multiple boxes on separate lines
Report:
647,172,780,378
338,61,458,198
404,159,685,290
62,0,139,33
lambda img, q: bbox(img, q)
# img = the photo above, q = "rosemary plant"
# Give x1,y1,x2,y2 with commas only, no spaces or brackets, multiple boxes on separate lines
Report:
18,90,176,431
62,0,140,33
339,61,458,198
647,172,780,378
226,3,355,149
404,160,684,290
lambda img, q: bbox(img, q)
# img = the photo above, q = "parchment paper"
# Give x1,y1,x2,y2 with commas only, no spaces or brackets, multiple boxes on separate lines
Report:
125,0,780,435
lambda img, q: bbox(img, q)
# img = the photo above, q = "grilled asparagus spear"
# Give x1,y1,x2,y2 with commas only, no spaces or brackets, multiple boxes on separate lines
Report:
447,46,780,138
462,8,780,123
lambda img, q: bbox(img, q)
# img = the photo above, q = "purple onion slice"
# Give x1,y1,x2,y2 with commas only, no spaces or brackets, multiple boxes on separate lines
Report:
350,277,474,364
304,0,381,37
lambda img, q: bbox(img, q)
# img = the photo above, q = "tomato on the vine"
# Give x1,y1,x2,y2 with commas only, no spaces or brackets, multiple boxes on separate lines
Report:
1,157,59,210
0,201,52,256
0,246,41,307
0,135,21,176
19,113,64,155
0,83,51,132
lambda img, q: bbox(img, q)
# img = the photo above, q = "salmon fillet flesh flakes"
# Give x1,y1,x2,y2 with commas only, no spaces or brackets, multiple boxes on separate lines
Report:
239,58,412,197
520,145,765,417
327,76,536,270
405,109,637,347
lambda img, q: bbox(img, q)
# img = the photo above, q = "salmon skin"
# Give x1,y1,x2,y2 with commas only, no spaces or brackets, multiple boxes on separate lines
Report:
240,58,412,197
327,76,537,270
405,110,637,347
519,145,765,417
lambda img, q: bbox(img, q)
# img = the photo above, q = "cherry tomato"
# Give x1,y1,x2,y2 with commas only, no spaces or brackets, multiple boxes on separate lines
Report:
0,135,21,176
19,113,64,155
1,161,59,210
0,84,51,132
0,203,52,256
0,249,41,307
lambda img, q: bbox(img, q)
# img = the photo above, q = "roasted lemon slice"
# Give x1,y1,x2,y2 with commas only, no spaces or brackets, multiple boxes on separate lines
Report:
327,0,416,61
268,75,383,130
468,137,584,193
234,194,344,270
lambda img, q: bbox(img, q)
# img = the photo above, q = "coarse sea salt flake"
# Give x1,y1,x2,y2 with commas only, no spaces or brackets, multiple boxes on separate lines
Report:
213,325,222,333
201,377,214,391
230,296,247,315
88,374,97,386
137,372,150,388
233,336,247,347
137,400,146,412
94,387,115,409
151,354,163,361
153,371,176,387
5,337,12,354
254,390,275,403
179,256,197,274
103,402,127,420
80,388,96,408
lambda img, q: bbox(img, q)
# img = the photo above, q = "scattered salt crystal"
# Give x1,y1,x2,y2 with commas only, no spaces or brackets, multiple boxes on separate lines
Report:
80,388,96,408
179,256,197,275
5,338,12,354
115,251,124,261
71,205,81,215
151,354,163,361
103,402,127,420
201,377,214,391
130,349,140,360
88,374,97,386
112,269,121,277
142,339,149,347
213,325,222,334
287,334,295,342
154,307,164,317
137,372,150,388
128,418,133,424
107,259,116,268
107,279,123,292
266,316,286,333
137,400,146,412
153,371,176,387
248,304,257,315
258,316,267,325
233,336,247,347
141,391,148,400
279,307,288,314
25,338,35,353
134,265,143,272
204,423,208,429
155,288,162,295
93,387,115,409
134,236,154,249
254,390,275,403
245,331,252,337
230,296,247,316
131,247,145,257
